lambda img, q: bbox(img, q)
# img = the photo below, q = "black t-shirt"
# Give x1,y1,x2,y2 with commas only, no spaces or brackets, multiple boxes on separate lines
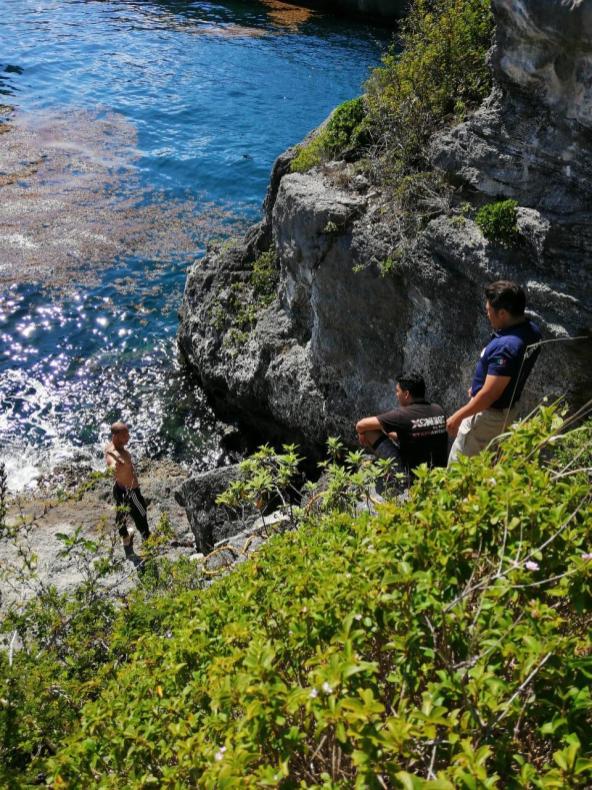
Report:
376,400,448,470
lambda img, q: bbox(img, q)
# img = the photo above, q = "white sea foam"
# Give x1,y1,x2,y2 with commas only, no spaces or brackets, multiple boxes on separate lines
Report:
2,452,41,491
1,442,103,493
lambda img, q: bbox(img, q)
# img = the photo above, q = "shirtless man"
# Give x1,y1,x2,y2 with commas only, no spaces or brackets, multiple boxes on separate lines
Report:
105,421,150,557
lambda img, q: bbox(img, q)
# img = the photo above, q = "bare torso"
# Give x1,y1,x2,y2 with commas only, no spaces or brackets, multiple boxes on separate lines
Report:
105,441,139,489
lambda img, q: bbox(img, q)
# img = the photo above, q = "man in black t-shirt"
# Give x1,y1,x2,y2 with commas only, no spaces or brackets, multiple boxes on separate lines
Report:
356,372,448,486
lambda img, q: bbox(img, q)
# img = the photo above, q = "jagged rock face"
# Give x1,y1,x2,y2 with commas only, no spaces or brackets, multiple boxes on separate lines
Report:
272,173,411,436
430,0,592,406
178,0,592,452
493,0,592,126
433,1,592,223
178,164,407,449
282,0,407,22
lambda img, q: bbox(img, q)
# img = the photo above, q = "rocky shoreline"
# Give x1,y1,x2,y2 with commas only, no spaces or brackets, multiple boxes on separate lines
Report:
0,459,191,606
1,456,280,606
276,0,407,23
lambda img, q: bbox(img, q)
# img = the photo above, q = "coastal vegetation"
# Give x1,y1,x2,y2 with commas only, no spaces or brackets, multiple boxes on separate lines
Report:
365,0,493,179
207,0,497,353
251,249,279,305
288,0,495,268
475,199,520,245
2,2,591,788
1,410,591,786
290,97,368,174
291,0,493,180
210,247,279,351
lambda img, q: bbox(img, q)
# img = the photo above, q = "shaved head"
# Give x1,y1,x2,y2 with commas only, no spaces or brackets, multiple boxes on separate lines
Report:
111,421,129,435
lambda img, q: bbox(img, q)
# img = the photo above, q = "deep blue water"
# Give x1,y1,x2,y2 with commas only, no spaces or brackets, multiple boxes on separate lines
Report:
0,0,389,489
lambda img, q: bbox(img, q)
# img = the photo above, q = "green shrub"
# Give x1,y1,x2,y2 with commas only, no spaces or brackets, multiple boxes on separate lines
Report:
0,512,205,787
0,565,119,783
288,134,325,173
217,438,396,525
377,255,398,277
227,261,276,334
210,301,227,331
46,408,592,787
211,249,278,347
217,443,303,529
475,198,519,244
291,97,367,173
250,249,278,305
366,0,494,178
322,219,341,234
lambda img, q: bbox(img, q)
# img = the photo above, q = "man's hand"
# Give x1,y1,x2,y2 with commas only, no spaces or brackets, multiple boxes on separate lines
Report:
447,375,511,437
357,432,371,448
446,412,464,438
356,416,383,449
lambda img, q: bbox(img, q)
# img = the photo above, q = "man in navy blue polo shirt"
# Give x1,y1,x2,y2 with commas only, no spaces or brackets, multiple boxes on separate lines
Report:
447,281,542,464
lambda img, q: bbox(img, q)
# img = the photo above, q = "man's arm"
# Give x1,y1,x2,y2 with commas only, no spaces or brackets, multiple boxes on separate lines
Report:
446,374,511,437
105,448,124,468
356,416,384,448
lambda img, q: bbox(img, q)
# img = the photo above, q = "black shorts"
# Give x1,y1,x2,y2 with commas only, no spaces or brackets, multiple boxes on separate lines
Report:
371,435,409,494
113,483,150,540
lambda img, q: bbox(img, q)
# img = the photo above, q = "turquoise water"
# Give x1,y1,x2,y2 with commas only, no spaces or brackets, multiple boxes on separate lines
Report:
0,0,389,489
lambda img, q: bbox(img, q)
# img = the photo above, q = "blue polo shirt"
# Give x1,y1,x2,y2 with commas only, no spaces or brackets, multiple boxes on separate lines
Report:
471,319,542,409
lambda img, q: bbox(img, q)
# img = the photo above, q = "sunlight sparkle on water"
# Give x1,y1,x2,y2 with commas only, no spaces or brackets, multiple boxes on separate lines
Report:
0,0,388,488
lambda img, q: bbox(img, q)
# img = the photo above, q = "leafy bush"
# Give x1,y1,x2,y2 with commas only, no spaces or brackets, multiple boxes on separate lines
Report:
291,97,367,173
0,526,121,785
46,408,592,787
0,509,197,787
217,438,396,527
217,443,302,522
475,198,519,244
366,0,493,178
549,420,592,475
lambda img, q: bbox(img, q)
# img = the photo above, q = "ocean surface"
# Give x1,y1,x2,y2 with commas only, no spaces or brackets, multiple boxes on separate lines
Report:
0,0,390,490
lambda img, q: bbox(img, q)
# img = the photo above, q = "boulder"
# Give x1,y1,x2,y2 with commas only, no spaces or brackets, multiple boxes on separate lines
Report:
174,465,258,554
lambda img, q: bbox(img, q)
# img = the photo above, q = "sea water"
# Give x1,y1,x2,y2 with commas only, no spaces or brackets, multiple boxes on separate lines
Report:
0,0,389,490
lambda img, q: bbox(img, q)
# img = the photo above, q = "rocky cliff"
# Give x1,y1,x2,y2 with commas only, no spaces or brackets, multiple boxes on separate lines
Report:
178,0,592,453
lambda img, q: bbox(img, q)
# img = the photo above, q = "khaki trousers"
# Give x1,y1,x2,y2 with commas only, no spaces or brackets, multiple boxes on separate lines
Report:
448,406,518,466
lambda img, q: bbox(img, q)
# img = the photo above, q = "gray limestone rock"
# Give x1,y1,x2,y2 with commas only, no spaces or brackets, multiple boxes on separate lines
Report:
178,169,409,448
178,0,592,453
174,465,259,554
492,0,592,126
0,459,194,611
